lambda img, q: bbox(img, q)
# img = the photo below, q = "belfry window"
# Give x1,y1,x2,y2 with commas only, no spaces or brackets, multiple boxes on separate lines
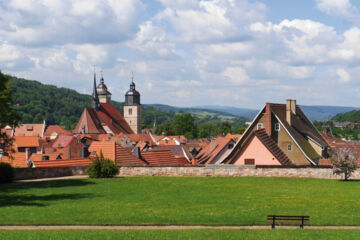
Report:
129,108,132,115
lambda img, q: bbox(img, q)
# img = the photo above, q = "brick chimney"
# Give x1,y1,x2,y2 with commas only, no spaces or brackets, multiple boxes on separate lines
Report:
265,103,271,135
286,99,296,125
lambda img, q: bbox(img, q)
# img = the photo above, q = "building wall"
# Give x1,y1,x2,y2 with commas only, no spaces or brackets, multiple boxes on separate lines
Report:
124,105,142,134
249,112,311,165
308,138,323,156
233,135,281,165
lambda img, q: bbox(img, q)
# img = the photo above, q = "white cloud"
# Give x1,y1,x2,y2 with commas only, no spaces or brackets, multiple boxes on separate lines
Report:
223,67,250,85
316,0,359,22
336,68,351,83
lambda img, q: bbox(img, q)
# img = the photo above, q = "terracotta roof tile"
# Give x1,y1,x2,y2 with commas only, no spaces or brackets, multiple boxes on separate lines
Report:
196,137,232,164
33,158,92,168
141,150,189,165
44,125,72,137
14,136,40,147
12,124,44,137
0,153,28,168
52,135,75,148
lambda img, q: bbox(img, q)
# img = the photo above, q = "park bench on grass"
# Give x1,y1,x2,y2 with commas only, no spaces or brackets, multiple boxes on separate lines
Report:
267,215,310,229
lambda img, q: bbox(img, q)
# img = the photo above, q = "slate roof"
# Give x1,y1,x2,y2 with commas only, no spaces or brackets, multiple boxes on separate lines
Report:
252,129,292,165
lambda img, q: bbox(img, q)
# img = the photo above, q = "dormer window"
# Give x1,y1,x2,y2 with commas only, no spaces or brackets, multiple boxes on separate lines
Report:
257,123,263,129
275,123,280,131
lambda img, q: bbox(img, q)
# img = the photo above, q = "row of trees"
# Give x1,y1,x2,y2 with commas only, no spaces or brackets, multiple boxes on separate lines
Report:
154,113,247,139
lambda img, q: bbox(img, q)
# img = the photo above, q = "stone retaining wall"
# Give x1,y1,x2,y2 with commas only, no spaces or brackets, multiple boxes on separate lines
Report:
13,165,360,180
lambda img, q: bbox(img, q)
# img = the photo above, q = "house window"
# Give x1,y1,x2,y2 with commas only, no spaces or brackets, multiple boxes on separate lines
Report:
287,144,292,151
257,123,263,129
275,123,280,131
245,159,255,165
129,108,132,115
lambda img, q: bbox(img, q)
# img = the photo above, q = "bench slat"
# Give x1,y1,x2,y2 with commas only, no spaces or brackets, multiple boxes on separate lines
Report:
267,222,310,225
267,217,309,221
267,215,310,218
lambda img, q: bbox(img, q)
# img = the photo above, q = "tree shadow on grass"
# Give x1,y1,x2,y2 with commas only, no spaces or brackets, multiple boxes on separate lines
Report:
337,179,360,182
0,179,96,194
0,192,97,207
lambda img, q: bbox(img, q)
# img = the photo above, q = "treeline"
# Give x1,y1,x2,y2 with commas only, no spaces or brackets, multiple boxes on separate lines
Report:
313,120,360,140
332,110,360,123
154,113,247,139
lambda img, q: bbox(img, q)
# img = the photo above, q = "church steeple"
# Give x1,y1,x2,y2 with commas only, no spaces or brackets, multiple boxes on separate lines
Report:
96,70,112,104
92,70,99,110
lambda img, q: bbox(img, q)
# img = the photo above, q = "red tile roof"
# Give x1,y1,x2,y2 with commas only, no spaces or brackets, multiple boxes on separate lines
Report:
141,150,190,165
196,137,232,164
0,153,28,168
52,135,75,148
33,158,92,168
12,124,45,137
44,125,72,136
14,136,40,147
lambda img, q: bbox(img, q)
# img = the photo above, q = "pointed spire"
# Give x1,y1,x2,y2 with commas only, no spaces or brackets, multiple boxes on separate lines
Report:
92,68,99,110
100,70,104,84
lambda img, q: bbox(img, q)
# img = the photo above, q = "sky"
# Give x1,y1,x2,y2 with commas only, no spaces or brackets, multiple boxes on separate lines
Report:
2,0,360,109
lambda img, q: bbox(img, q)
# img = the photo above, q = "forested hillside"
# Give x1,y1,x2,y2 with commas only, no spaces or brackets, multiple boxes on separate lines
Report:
7,75,246,136
331,110,360,122
7,75,175,129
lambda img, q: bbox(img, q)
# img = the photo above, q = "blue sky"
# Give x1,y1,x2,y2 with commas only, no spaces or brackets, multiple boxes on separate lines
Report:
2,0,360,109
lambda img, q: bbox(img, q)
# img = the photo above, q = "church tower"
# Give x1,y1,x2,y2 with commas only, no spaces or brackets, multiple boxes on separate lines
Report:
124,75,142,134
97,72,112,103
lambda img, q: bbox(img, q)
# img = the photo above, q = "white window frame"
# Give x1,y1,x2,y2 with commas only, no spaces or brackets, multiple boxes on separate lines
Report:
257,123,263,129
287,144,292,151
275,123,280,131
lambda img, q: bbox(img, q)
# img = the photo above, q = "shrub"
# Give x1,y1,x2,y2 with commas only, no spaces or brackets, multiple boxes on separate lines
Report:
0,162,14,183
87,151,117,178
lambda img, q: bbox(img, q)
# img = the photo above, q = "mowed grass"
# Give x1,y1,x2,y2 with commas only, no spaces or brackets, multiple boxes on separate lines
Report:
1,229,360,240
1,177,360,225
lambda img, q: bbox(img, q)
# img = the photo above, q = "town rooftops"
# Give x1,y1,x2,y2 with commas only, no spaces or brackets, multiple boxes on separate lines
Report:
196,137,233,164
12,124,45,137
52,135,75,148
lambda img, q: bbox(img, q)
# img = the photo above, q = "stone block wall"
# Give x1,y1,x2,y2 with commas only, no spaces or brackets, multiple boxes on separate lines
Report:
13,165,360,180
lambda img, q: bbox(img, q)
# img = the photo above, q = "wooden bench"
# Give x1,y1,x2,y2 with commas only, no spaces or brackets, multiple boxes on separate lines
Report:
267,215,310,229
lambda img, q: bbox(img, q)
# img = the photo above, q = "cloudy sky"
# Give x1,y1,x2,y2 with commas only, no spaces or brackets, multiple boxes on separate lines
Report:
2,0,360,109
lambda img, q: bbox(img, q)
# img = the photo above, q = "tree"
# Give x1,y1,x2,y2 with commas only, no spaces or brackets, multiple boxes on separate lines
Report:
332,147,358,181
219,121,231,135
0,71,20,158
172,113,196,136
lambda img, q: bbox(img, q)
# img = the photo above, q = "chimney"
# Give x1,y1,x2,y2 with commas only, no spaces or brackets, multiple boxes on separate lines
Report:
286,99,296,125
265,103,271,135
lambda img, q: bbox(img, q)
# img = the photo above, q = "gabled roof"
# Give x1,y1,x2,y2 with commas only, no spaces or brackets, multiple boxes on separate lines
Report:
151,145,191,160
44,125,72,136
14,136,40,147
12,124,45,137
74,104,133,135
196,137,233,164
251,129,292,165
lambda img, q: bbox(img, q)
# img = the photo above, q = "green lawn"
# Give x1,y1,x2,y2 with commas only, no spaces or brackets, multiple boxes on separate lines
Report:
0,229,360,240
1,177,360,225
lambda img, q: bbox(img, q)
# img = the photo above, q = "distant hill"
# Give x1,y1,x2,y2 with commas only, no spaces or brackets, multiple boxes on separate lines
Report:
194,105,360,122
331,110,360,122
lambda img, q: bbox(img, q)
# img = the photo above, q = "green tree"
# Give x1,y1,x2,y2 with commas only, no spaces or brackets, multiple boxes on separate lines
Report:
219,121,231,135
172,113,196,137
0,71,21,158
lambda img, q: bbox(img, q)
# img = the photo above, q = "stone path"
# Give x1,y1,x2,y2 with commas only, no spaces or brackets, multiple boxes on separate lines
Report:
1,225,360,230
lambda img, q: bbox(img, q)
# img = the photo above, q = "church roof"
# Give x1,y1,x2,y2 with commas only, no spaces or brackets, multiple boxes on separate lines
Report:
74,103,133,135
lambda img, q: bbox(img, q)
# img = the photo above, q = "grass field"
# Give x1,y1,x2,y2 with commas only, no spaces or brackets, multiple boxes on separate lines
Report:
1,177,360,225
1,229,360,240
